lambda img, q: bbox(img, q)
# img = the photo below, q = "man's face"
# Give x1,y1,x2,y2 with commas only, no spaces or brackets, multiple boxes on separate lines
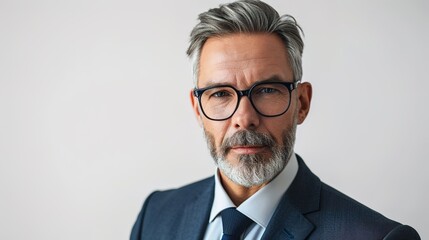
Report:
190,33,311,187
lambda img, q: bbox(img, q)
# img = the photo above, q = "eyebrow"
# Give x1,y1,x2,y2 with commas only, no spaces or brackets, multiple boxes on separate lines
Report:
201,75,288,89
257,75,288,84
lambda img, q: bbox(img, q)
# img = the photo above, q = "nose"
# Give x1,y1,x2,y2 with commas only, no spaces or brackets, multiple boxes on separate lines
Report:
231,96,260,130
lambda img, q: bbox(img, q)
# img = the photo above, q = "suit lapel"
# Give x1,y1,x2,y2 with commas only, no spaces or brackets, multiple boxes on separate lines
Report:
173,156,321,240
176,178,215,240
261,198,314,240
261,155,321,240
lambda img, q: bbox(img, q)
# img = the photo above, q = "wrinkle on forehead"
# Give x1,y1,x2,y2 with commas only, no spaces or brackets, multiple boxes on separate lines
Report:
201,60,291,88
198,33,293,88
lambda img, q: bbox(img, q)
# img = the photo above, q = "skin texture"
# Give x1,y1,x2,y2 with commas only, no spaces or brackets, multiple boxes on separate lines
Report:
190,33,312,206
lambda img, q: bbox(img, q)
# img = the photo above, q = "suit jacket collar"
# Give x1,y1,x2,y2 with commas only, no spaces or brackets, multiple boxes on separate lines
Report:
261,155,321,239
176,155,321,240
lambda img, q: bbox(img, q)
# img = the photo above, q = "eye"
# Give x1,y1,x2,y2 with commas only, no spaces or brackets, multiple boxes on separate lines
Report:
211,90,231,98
262,88,277,93
202,87,235,101
256,87,278,94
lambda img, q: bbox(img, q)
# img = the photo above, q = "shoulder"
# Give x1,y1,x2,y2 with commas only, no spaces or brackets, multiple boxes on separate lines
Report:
146,176,214,209
312,182,420,239
293,155,420,238
130,177,215,240
318,183,398,225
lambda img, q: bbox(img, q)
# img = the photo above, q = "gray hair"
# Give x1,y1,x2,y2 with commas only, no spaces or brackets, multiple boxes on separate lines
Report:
186,0,304,85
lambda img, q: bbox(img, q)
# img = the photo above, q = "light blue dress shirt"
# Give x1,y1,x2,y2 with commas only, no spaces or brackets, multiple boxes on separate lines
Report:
203,153,299,240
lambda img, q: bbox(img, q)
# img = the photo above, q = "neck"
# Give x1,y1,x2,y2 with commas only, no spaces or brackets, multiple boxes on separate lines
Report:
218,171,267,206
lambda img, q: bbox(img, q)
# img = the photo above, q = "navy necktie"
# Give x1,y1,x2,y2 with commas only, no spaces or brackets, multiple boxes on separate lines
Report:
221,207,254,240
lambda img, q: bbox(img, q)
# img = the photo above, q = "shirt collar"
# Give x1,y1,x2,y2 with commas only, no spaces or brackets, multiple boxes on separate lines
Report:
209,153,299,228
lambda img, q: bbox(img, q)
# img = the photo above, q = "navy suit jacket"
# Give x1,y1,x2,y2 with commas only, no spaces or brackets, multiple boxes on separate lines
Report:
130,155,420,239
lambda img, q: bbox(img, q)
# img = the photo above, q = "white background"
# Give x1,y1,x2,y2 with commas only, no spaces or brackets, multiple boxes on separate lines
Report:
0,0,428,239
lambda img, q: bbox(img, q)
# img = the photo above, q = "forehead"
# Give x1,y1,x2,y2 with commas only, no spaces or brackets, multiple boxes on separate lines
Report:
198,33,293,88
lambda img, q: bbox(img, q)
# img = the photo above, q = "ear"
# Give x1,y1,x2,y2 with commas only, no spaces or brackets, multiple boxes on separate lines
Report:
296,82,312,125
189,89,203,127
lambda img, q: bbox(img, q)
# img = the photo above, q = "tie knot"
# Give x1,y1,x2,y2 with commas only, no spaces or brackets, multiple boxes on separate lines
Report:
221,208,253,239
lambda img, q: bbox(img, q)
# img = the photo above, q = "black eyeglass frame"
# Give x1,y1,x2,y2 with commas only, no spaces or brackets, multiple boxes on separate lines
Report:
193,81,300,121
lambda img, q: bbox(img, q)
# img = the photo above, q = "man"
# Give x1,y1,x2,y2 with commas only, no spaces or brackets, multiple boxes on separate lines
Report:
131,0,420,239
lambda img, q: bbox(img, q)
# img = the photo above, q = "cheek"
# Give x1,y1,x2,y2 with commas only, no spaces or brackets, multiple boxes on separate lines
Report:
202,120,230,146
263,116,295,143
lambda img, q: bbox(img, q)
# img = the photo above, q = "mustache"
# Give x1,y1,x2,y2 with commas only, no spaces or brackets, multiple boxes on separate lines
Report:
220,130,276,155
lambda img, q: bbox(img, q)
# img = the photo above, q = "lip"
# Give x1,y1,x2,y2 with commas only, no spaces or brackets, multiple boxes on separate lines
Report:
230,145,266,154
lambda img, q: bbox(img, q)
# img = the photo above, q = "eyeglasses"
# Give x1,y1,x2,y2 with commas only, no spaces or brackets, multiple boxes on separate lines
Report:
193,81,300,121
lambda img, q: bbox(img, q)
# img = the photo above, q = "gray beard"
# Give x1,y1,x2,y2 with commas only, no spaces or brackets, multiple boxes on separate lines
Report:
204,124,296,187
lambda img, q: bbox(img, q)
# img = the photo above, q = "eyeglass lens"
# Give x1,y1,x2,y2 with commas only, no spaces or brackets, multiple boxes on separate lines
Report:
200,83,291,120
